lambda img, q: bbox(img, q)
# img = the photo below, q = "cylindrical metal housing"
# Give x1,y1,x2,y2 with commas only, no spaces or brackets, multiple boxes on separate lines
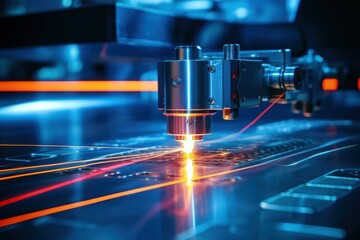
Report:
283,67,302,90
161,46,222,141
223,44,240,60
175,46,202,60
166,115,213,140
163,60,221,110
263,65,301,90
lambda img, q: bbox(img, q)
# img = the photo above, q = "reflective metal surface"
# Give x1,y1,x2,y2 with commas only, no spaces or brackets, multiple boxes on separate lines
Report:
1,102,360,239
0,1,360,240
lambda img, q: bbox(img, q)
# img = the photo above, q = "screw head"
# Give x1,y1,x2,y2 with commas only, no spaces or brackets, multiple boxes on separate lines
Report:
208,97,216,104
208,66,216,73
171,77,181,87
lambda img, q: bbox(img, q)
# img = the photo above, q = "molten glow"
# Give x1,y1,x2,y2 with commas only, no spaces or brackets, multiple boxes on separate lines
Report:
322,78,338,91
0,81,157,92
358,78,360,90
185,157,194,184
182,135,195,154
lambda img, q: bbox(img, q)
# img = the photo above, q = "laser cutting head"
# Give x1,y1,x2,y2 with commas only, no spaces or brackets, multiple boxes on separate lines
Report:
158,45,218,143
158,44,302,143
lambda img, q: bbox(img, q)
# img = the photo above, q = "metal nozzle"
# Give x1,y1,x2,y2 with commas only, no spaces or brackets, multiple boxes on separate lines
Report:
165,114,214,142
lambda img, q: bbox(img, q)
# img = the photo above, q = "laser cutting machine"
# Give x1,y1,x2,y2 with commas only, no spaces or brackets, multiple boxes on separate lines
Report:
0,1,360,240
158,44,304,144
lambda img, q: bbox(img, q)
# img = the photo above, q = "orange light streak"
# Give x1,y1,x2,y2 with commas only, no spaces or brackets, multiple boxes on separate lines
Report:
0,81,158,92
0,150,179,207
0,92,286,227
0,154,148,181
322,78,338,91
0,143,141,150
0,179,184,228
0,158,272,228
0,152,157,174
203,92,285,145
358,78,360,90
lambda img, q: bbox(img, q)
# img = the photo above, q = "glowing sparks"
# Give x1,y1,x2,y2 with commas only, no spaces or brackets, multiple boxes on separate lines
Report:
185,157,194,184
182,135,195,154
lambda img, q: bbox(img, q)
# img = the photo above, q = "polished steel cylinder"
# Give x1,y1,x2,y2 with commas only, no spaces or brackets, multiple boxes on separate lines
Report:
163,61,215,110
263,65,301,90
162,46,220,141
223,44,240,60
175,46,202,60
166,115,212,140
283,67,301,90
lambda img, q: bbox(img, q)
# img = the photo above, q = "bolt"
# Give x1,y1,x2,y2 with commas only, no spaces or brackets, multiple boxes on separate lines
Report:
208,66,216,73
208,97,216,104
171,77,181,87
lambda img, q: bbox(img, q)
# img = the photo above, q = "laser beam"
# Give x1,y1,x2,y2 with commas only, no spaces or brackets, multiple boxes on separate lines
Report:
0,150,179,207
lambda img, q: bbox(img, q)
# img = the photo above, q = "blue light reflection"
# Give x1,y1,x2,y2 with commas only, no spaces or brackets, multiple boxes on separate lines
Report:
0,98,133,115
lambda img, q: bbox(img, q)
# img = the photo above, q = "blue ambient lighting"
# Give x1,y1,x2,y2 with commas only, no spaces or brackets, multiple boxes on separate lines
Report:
0,98,131,115
276,222,346,239
235,7,249,18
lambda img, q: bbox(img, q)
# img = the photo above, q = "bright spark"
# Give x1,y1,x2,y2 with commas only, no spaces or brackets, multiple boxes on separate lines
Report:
182,135,195,154
185,157,193,184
